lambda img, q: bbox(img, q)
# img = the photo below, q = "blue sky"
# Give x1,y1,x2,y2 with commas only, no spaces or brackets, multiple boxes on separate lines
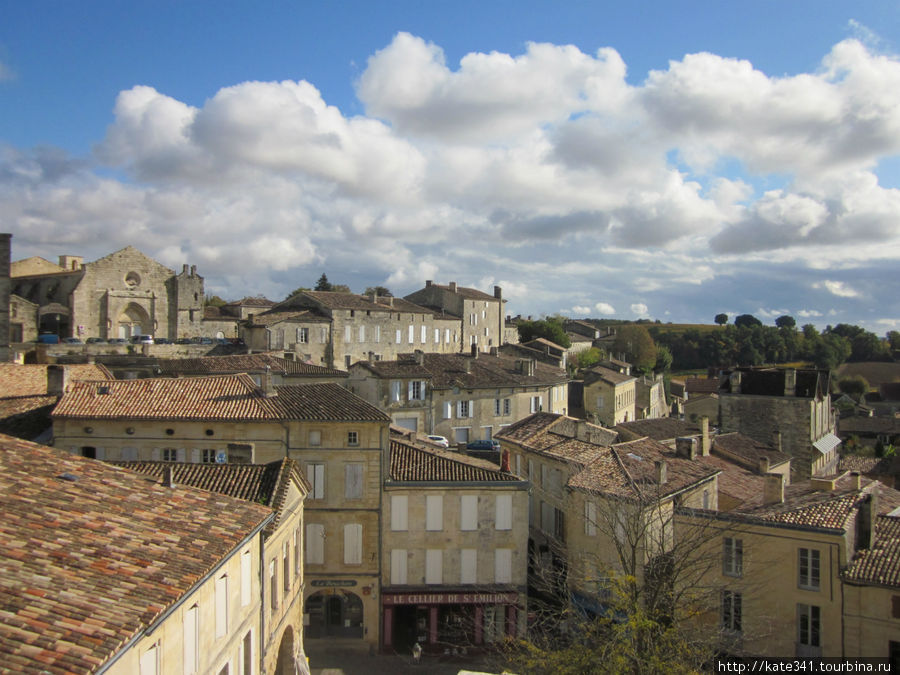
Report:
2,1,900,332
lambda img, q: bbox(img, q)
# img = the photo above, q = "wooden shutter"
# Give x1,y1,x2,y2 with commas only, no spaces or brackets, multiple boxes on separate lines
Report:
425,549,442,584
495,494,512,530
495,549,512,584
391,495,408,531
391,549,408,585
460,549,477,584
344,523,362,564
426,495,443,531
306,524,324,565
460,495,478,530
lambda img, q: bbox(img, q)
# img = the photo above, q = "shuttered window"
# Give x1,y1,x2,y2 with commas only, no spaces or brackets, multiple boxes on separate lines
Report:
391,549,408,585
344,523,362,565
391,495,408,531
307,463,325,499
495,549,513,584
215,574,228,639
461,549,477,584
344,463,363,499
183,606,198,674
460,495,478,531
306,524,325,565
426,549,442,584
426,495,443,531
241,549,252,606
495,495,512,530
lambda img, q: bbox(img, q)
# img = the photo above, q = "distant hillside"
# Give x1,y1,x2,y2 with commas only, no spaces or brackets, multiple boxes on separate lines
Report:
836,362,900,388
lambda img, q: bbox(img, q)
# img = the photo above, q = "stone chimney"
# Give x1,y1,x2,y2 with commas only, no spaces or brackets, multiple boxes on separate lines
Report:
764,473,784,505
449,281,457,293
182,264,189,275
758,456,770,475
163,465,175,488
700,416,710,456
190,265,197,277
500,448,511,473
47,364,68,396
655,460,668,485
852,471,862,490
525,359,535,377
260,366,277,398
729,370,742,394
676,437,697,460
857,485,877,549
414,349,424,366
784,368,797,397
465,360,472,374
58,255,83,271
494,286,502,300
773,431,782,454
425,280,432,287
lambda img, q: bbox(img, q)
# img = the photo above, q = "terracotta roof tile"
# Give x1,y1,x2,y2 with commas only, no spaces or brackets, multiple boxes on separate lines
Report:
685,377,721,395
844,515,900,587
0,434,272,673
713,432,791,470
247,309,329,326
420,283,498,301
53,376,389,423
283,291,431,314
615,418,701,442
0,363,113,397
583,365,635,386
158,353,346,378
389,440,523,483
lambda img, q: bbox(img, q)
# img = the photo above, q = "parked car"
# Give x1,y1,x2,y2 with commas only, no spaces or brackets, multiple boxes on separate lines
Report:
154,337,171,344
191,336,213,345
85,337,107,344
108,338,128,345
37,333,59,344
62,337,83,344
466,439,501,452
426,435,450,448
175,337,192,344
130,334,154,345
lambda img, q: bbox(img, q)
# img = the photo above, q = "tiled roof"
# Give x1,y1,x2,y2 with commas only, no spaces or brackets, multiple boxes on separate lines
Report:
720,367,829,399
844,515,900,587
495,413,617,450
423,283,498,301
0,433,272,673
283,291,431,314
389,440,522,483
839,455,884,474
615,418,701,442
53,376,389,423
0,363,114,397
838,416,900,435
522,338,565,352
713,432,791,470
226,297,275,308
247,309,330,326
113,459,309,534
584,365,635,386
685,377,720,395
158,353,346,378
355,352,567,389
695,453,768,509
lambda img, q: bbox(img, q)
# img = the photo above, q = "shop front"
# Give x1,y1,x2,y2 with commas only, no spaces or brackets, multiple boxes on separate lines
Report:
381,590,521,654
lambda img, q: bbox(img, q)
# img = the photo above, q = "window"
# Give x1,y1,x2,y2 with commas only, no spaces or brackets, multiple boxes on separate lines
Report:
140,643,159,675
584,501,597,537
320,327,328,343
445,328,451,344
202,449,218,464
344,523,362,565
723,538,743,577
269,559,278,612
391,495,409,531
395,329,402,344
426,549,443,584
308,430,321,447
457,400,471,418
530,396,543,413
162,448,177,462
345,463,364,499
443,401,453,419
215,574,228,639
391,380,402,403
307,463,325,499
241,630,253,675
495,495,512,530
722,591,742,633
283,541,290,595
184,605,199,674
375,325,380,343
797,604,821,651
461,495,478,530
494,399,501,416
495,549,513,584
421,325,427,344
461,549,477,584
294,527,301,576
409,380,425,401
893,595,900,619
408,325,415,343
297,327,308,343
347,431,359,446
241,550,252,606
426,495,443,531
799,548,820,590
358,325,365,343
344,325,351,343
434,328,440,344
391,548,408,584
306,523,324,565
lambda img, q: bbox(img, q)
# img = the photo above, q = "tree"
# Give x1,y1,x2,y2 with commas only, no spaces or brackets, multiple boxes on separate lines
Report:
331,284,351,293
577,347,604,370
714,313,728,326
204,294,227,307
314,274,332,291
364,286,392,297
612,325,656,374
838,375,869,397
774,315,796,329
287,286,310,299
654,344,673,373
517,317,572,349
734,314,762,328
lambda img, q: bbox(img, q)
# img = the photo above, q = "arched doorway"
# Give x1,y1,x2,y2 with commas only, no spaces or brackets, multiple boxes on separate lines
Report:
38,303,70,339
305,591,364,638
117,303,151,339
275,625,295,675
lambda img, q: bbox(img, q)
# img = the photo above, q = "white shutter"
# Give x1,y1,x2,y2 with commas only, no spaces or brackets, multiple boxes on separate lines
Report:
345,463,363,499
461,549,477,584
407,381,414,401
515,454,522,477
391,495,408,531
426,495,443,531
344,523,362,564
391,548,408,585
426,549,442,584
468,400,473,417
460,495,478,531
421,325,427,344
495,494,512,530
391,381,401,402
495,549,512,584
95,447,105,460
307,464,324,499
443,402,453,419
191,448,201,463
306,524,324,565
139,644,158,675
183,605,198,674
408,325,414,343
150,447,160,461
121,447,137,461
177,448,186,462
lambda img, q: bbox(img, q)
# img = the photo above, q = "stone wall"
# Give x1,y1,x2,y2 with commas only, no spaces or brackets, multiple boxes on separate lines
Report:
0,233,10,361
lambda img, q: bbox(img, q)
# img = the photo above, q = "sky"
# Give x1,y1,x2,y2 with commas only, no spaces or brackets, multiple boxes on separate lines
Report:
2,1,900,334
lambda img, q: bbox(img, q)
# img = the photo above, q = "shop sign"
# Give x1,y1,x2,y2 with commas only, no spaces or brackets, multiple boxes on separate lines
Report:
310,579,357,587
382,592,518,605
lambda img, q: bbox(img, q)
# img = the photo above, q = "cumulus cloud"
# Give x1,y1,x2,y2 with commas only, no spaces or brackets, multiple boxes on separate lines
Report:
571,305,592,315
798,309,824,318
4,33,900,331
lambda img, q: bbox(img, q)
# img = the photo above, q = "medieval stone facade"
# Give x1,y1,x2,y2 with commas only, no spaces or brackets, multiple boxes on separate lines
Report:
10,244,205,341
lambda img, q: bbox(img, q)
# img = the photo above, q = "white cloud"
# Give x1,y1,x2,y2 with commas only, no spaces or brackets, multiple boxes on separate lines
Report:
631,303,649,316
814,280,859,298
797,309,824,318
594,302,616,315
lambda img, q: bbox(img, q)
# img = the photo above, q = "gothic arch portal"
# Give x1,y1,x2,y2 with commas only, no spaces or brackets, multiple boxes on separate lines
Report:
117,302,151,339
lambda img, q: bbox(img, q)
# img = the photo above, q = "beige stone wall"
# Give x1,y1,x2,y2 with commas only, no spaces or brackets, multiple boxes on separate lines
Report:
679,515,847,658
843,584,900,658
0,234,9,360
584,378,636,426
9,294,38,343
107,533,263,675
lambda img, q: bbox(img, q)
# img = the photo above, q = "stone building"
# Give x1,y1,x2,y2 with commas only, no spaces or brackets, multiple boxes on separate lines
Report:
0,234,10,362
347,349,569,443
582,365,637,426
0,433,274,674
381,439,529,653
114,459,311,674
719,367,840,479
52,375,391,650
9,243,205,341
404,281,506,354
157,352,347,386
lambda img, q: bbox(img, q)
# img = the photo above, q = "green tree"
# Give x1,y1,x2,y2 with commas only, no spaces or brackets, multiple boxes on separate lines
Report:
613,325,657,374
577,347,604,370
517,317,572,348
314,274,332,291
734,314,762,328
203,294,227,307
714,313,728,325
364,286,393,297
775,315,796,329
331,284,351,293
838,375,869,397
654,344,673,373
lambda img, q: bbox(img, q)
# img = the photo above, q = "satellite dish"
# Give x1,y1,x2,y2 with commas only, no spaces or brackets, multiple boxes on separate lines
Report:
215,451,227,464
